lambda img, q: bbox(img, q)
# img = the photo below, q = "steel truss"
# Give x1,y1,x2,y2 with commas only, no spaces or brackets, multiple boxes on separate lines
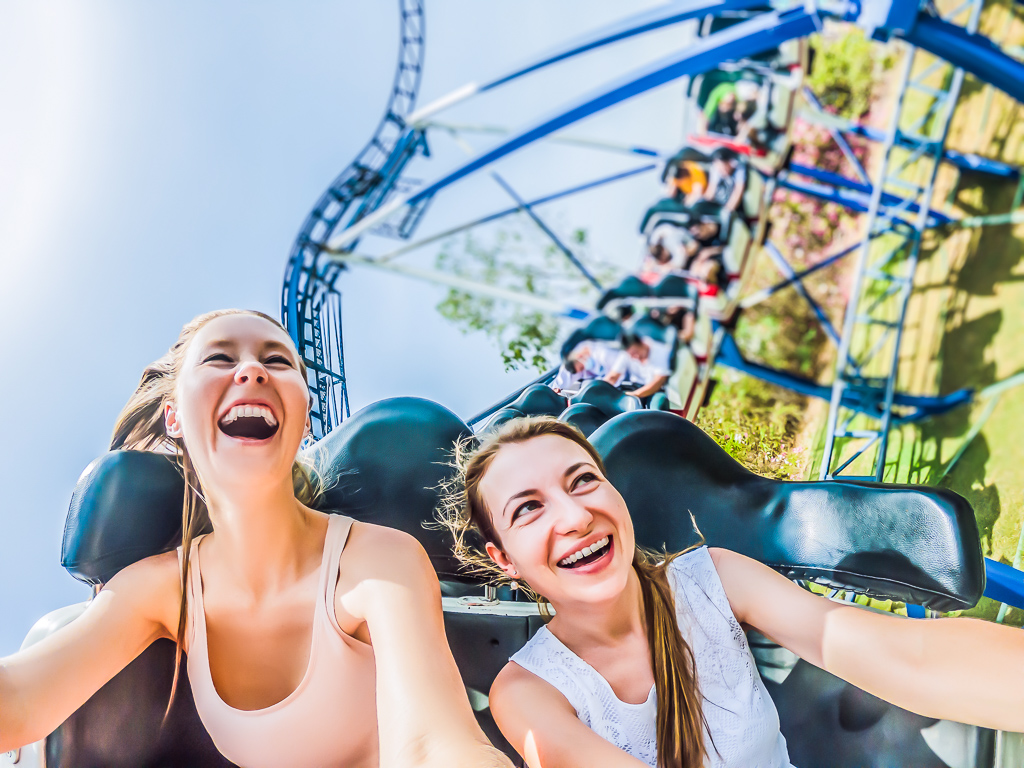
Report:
818,0,983,481
282,0,425,438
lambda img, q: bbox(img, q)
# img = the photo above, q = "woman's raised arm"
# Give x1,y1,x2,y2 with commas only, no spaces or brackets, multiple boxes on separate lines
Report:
710,547,1024,732
0,552,179,751
338,524,513,768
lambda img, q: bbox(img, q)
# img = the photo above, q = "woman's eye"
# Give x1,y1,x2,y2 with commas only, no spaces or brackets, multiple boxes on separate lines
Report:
265,355,292,366
203,353,233,364
573,472,598,489
511,500,541,523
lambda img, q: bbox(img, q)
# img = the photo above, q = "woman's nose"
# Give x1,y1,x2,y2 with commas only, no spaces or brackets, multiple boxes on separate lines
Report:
234,360,268,385
553,495,594,534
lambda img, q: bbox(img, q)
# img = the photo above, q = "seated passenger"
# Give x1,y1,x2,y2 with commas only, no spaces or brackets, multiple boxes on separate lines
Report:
605,331,672,400
682,214,725,271
551,340,624,394
442,418,1024,768
0,310,513,768
640,224,690,285
707,90,739,136
667,161,708,206
705,147,747,213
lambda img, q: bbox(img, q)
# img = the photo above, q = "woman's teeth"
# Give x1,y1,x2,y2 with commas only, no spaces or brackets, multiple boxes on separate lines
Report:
559,536,610,567
219,405,277,426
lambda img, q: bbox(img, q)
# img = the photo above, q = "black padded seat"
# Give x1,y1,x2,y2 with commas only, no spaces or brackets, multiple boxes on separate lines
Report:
589,411,984,610
559,315,623,360
63,451,186,585
45,641,235,768
596,275,652,310
505,384,567,419
569,380,642,419
306,397,472,579
558,402,611,438
476,407,525,434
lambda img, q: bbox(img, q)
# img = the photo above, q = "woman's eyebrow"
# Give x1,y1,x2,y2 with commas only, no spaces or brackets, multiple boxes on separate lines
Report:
262,340,294,355
503,488,539,519
563,461,596,478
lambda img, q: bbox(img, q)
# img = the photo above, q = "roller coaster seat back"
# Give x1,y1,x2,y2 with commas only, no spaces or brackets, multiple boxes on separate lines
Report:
591,411,984,611
558,315,622,360
568,380,642,419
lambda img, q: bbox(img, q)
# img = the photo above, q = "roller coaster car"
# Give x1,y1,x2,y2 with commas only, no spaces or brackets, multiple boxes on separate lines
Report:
7,399,991,768
686,15,808,175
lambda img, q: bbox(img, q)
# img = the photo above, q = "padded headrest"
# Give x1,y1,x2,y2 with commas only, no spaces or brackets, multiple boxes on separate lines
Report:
62,397,472,585
476,407,525,434
559,315,623,360
569,380,642,418
306,397,470,578
597,276,652,310
506,384,567,418
654,275,697,299
558,402,611,438
63,451,185,586
628,314,677,346
590,411,985,611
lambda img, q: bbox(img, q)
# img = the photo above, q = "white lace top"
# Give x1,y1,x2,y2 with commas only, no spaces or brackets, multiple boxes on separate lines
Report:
510,546,794,767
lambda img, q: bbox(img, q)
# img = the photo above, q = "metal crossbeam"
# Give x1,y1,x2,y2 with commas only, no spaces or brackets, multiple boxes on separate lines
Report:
818,0,982,480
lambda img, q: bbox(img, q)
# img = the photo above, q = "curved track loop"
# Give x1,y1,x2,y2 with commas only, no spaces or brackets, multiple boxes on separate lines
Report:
282,0,425,439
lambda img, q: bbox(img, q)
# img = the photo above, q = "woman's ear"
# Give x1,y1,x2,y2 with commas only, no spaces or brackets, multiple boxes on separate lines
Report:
164,402,183,438
484,541,518,579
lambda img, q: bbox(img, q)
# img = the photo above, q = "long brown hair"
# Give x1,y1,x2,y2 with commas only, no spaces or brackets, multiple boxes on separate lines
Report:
109,309,322,715
437,416,708,768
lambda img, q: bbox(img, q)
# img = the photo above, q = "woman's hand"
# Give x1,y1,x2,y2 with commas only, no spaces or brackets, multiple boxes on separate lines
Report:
339,524,513,768
711,547,1024,732
490,662,652,768
0,553,179,752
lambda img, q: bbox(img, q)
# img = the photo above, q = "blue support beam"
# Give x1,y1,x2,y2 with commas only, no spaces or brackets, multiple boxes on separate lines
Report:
787,163,954,225
489,172,604,290
405,9,820,207
903,15,1024,107
763,241,841,344
479,0,772,93
715,332,973,420
984,558,1024,612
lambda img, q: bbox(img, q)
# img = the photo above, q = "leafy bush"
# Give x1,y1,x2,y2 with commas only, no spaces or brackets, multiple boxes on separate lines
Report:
808,28,883,119
695,372,804,479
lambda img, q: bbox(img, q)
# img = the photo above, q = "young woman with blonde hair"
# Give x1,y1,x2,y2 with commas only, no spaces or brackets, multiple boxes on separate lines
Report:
440,416,1024,768
0,309,512,768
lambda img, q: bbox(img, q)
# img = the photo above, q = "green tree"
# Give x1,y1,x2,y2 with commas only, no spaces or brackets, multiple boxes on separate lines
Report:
433,221,611,372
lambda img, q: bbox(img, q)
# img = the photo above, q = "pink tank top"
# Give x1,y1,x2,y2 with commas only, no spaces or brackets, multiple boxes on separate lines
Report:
182,515,379,768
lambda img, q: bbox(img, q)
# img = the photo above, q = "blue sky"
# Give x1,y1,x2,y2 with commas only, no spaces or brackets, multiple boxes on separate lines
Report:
0,1,690,653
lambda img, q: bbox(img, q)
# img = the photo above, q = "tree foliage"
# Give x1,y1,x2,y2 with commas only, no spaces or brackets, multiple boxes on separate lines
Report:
433,221,610,372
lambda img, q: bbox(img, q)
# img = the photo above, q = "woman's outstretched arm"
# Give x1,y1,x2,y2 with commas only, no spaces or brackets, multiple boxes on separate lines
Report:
710,547,1024,732
0,553,179,751
339,525,513,768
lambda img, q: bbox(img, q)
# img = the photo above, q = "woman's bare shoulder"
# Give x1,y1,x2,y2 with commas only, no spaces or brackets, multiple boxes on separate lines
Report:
102,549,183,637
336,520,438,603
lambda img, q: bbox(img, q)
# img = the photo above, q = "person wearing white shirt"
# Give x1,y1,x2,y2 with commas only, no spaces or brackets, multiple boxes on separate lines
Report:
605,332,673,399
551,341,626,394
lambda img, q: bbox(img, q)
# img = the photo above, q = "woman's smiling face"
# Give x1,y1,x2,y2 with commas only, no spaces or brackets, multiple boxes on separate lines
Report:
479,434,636,607
165,313,310,488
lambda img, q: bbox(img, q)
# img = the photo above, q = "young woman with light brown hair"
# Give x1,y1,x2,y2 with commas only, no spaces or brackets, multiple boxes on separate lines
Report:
440,416,1024,768
0,309,512,768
